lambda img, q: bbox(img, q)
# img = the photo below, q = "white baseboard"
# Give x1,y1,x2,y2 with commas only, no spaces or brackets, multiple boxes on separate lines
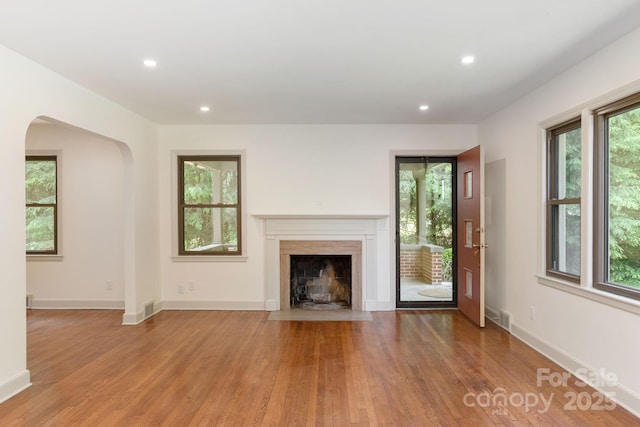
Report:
31,299,125,310
0,370,31,405
161,300,266,311
372,300,396,311
485,305,501,323
511,322,640,418
264,299,387,312
122,311,141,325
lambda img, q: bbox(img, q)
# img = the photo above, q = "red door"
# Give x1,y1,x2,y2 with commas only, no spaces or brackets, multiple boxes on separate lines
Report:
457,146,486,327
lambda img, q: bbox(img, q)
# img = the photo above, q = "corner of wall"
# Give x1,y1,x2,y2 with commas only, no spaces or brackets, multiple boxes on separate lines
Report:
0,370,31,405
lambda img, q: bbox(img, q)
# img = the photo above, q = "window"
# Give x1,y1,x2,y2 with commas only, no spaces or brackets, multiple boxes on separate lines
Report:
26,155,58,254
594,93,640,300
178,155,241,255
547,120,581,281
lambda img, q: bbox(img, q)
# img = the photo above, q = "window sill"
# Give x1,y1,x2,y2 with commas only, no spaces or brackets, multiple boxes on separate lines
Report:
27,254,64,262
171,255,248,263
536,274,640,316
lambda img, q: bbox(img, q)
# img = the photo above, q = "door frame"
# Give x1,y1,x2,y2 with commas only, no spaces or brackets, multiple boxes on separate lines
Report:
394,155,458,309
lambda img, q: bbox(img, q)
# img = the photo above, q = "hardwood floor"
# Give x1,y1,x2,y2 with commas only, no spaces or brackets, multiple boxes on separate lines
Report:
0,309,638,426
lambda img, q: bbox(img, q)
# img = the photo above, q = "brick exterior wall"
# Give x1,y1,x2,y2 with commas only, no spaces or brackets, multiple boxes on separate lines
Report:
400,244,443,283
400,248,422,278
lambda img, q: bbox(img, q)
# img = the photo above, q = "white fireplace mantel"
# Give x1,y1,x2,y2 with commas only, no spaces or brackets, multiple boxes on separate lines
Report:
253,213,388,220
254,214,388,311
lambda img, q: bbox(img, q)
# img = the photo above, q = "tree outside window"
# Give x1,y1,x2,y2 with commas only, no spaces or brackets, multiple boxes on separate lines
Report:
178,155,241,255
596,97,640,296
26,156,57,254
547,121,581,281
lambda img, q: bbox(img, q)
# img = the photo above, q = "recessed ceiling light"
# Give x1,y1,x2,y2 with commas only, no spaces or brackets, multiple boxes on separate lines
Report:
419,105,429,111
461,55,475,65
143,59,157,68
200,106,211,112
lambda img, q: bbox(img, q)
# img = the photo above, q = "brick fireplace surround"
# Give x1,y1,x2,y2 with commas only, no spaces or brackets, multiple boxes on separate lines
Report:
256,215,386,311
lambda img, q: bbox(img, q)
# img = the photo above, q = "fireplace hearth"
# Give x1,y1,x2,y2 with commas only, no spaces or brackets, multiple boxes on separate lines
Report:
290,255,351,309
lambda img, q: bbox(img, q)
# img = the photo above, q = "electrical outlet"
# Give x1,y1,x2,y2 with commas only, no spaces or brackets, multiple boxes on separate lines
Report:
177,284,185,294
106,280,113,290
530,305,536,320
188,281,195,291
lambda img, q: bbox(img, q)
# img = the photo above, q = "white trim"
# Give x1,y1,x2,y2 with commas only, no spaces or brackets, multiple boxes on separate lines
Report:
30,299,125,310
580,110,595,286
538,79,640,129
171,255,248,263
161,300,265,310
370,300,396,311
511,322,640,418
254,213,387,219
485,305,501,324
537,274,640,316
259,216,385,311
121,302,161,325
122,311,141,325
26,254,64,261
0,370,31,405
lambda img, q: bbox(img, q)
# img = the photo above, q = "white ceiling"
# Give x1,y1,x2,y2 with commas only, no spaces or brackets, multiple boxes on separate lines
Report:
2,0,640,124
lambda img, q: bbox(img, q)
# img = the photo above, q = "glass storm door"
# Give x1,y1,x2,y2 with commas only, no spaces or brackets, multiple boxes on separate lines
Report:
396,157,456,308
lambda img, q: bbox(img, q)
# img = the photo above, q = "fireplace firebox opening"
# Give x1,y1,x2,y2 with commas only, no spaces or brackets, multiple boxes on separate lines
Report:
279,240,362,311
290,255,352,310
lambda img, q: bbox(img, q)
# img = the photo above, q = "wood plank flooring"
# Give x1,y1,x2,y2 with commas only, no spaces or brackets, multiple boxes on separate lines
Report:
0,309,638,426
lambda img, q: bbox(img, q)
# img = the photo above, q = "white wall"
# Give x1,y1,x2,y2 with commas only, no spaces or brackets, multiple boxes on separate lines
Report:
5,17,639,415
0,44,159,403
479,26,640,415
158,125,477,309
26,123,125,308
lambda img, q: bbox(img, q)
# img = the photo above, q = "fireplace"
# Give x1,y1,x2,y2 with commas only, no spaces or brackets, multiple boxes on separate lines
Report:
256,215,386,311
290,254,352,309
280,240,362,310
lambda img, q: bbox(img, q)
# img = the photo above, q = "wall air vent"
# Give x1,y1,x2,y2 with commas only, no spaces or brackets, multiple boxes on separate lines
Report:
144,301,155,319
499,310,511,331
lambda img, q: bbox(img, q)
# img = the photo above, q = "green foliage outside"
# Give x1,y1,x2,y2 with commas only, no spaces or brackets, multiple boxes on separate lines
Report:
183,161,238,251
399,161,453,281
399,163,453,248
552,127,581,276
425,163,453,249
557,108,640,289
441,247,453,282
26,159,56,251
398,169,417,242
608,107,640,288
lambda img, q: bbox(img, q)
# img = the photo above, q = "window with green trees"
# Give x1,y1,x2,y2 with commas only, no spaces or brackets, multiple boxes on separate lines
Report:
547,120,581,281
595,94,640,299
178,155,241,255
26,155,57,254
